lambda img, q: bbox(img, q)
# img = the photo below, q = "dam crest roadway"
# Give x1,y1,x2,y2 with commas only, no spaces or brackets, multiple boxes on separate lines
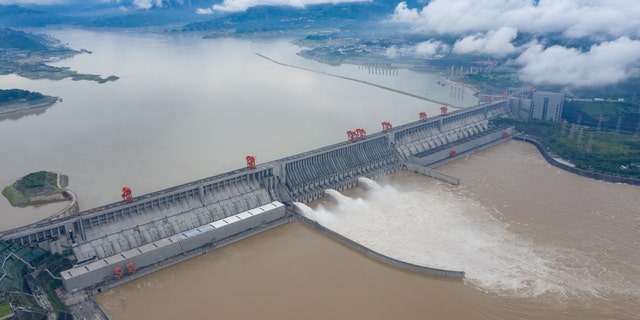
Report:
0,100,514,292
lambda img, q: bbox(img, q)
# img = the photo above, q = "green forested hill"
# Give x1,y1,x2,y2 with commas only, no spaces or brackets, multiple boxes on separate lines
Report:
0,28,53,51
0,89,45,103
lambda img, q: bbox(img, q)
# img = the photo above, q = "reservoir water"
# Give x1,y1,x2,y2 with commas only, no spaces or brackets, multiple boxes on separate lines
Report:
0,30,468,229
1,30,638,319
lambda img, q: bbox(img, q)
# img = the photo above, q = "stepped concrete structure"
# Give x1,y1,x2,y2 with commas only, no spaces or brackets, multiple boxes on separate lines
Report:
1,100,513,292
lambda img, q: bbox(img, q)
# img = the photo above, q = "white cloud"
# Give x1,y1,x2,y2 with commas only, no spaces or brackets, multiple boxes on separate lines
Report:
514,37,640,87
389,1,421,25
453,27,518,57
390,0,640,40
211,0,370,13
415,39,449,56
385,40,449,58
196,7,214,14
390,0,640,87
385,46,399,58
133,0,163,9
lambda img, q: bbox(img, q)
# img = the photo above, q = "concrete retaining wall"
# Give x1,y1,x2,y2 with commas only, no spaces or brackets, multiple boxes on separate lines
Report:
515,136,640,186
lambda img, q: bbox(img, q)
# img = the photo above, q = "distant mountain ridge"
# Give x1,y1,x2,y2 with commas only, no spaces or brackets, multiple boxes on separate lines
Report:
183,2,395,33
0,28,56,50
0,1,399,31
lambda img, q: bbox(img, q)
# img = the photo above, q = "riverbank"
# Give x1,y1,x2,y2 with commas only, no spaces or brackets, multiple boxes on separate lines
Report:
0,96,61,116
514,134,640,186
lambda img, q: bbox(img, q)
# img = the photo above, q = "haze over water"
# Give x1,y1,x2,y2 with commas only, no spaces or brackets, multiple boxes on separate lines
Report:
1,30,638,319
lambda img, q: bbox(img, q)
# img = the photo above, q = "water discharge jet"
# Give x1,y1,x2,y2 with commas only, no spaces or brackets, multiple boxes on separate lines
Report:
293,202,314,216
357,177,381,191
323,189,351,206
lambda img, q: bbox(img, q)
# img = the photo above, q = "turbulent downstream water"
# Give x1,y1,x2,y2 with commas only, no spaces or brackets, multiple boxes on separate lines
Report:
95,141,640,319
0,30,638,319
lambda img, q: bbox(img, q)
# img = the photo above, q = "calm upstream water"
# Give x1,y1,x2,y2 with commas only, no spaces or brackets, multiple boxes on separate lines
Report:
1,30,638,319
0,29,469,230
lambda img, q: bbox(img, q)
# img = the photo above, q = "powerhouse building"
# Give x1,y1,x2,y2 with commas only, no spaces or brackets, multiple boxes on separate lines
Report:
508,89,564,122
530,91,564,122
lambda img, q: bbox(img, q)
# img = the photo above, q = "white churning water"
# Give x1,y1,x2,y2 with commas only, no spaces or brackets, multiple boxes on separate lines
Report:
297,177,637,301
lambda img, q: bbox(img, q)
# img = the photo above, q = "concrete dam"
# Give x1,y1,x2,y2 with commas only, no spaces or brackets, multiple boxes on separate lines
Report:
0,101,513,292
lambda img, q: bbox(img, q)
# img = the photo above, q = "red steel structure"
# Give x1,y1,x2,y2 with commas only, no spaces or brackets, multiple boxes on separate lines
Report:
246,155,256,170
121,186,134,204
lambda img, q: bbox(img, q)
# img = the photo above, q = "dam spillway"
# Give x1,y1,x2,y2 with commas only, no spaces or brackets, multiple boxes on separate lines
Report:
0,100,512,291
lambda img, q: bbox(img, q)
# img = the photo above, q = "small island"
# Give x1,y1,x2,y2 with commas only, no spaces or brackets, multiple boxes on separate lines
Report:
0,88,61,116
2,171,70,207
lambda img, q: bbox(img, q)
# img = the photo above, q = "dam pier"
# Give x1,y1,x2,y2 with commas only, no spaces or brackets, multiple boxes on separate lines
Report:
1,100,513,292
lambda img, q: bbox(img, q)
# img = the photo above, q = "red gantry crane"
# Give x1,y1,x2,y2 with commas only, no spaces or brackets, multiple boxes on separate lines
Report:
121,186,134,204
246,155,256,170
440,106,448,116
381,121,392,132
126,262,137,275
347,128,367,142
419,112,427,122
347,130,356,143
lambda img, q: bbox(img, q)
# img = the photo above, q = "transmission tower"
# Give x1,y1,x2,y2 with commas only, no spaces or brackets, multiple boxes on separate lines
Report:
597,114,603,132
616,115,622,134
577,127,584,146
569,124,576,140
586,133,593,153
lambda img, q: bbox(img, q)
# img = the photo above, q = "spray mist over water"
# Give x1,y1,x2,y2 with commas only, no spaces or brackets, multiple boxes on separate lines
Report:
298,178,629,300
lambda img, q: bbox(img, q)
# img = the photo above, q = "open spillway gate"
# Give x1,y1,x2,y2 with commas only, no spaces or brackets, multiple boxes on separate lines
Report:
0,101,512,289
276,135,403,203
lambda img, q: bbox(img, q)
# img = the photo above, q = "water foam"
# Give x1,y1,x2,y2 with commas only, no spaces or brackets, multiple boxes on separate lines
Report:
305,180,626,300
